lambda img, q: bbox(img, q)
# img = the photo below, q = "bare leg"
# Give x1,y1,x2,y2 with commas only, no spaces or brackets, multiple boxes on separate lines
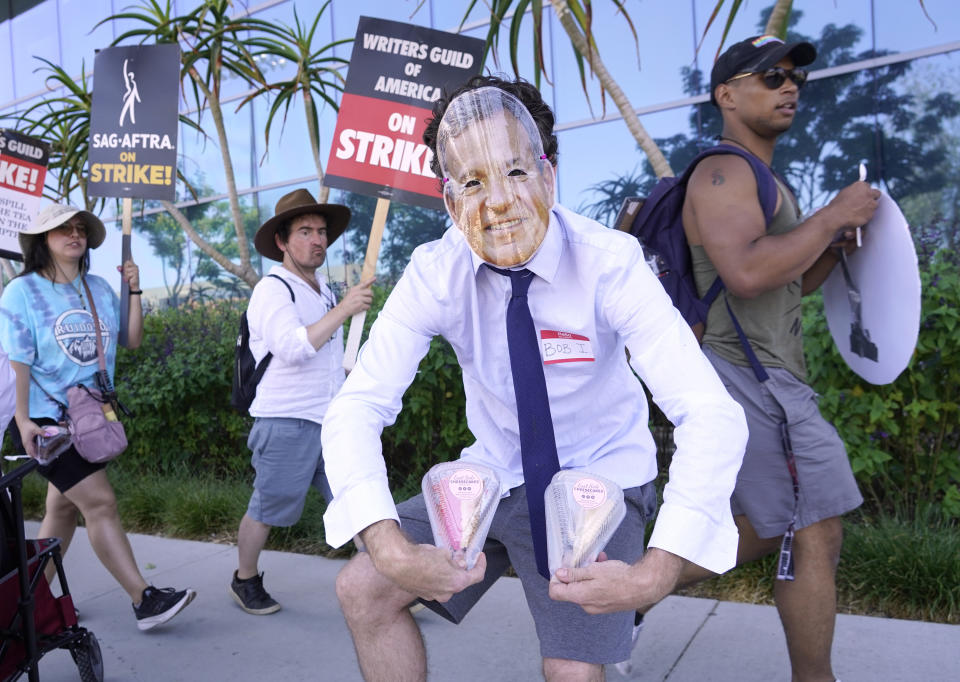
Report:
39,482,80,586
336,552,426,682
675,513,782,588
237,513,271,579
63,470,149,602
774,516,843,682
634,513,840,681
543,657,604,681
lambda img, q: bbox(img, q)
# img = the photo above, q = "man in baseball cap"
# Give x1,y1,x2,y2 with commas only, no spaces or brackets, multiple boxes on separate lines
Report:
671,34,880,682
710,34,816,105
229,188,374,616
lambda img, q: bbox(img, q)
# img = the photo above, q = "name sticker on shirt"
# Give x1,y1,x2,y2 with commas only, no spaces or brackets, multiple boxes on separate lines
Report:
539,330,594,364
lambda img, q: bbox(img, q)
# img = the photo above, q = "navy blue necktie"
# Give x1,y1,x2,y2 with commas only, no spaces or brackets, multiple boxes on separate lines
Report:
490,266,561,579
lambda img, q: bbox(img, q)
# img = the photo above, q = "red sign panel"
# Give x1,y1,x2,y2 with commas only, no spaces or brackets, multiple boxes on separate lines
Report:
0,129,50,260
324,17,484,210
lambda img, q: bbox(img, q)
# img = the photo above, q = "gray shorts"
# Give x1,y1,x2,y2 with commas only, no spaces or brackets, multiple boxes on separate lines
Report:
396,480,657,664
704,348,863,538
246,417,331,527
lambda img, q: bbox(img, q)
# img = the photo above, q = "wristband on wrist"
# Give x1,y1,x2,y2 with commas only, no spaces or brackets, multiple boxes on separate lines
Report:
129,289,143,295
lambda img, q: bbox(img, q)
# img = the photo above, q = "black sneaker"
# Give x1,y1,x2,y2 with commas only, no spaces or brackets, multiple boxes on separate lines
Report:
230,571,281,615
133,586,197,631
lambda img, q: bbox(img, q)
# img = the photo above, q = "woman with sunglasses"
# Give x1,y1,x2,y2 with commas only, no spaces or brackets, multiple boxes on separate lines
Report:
0,203,196,631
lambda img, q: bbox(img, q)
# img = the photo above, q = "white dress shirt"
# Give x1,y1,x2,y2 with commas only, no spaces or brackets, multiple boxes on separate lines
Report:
247,265,344,424
322,205,747,573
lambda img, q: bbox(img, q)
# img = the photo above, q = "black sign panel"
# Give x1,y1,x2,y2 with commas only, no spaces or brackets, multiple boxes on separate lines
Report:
88,44,180,200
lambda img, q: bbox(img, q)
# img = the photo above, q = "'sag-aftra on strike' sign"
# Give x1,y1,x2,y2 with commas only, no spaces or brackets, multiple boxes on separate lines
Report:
88,44,180,200
324,17,484,210
0,129,50,260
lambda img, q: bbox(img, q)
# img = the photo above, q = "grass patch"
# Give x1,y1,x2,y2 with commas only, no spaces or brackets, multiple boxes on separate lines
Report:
837,509,960,622
16,466,344,557
677,512,959,624
19,472,48,519
15,467,958,623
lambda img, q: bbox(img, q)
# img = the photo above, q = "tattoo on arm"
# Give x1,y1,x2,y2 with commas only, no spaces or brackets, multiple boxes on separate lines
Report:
711,169,725,186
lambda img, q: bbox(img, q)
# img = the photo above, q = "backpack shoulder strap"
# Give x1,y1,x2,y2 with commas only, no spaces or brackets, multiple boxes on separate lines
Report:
686,144,776,383
684,144,780,226
266,273,296,302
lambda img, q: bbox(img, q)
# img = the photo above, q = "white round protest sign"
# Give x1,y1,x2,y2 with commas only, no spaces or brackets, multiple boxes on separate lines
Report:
822,191,920,385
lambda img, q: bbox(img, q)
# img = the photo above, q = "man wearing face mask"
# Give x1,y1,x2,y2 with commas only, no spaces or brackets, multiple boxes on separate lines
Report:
321,76,748,680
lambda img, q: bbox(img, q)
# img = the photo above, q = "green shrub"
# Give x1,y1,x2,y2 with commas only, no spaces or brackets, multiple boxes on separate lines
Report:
804,249,960,518
111,287,471,495
115,299,253,476
350,285,472,499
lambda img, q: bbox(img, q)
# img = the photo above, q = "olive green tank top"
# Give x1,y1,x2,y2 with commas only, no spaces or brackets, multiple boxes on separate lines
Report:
690,176,807,381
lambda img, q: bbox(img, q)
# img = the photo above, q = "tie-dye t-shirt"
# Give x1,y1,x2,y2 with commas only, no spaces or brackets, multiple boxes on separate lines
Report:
0,342,15,428
0,272,119,420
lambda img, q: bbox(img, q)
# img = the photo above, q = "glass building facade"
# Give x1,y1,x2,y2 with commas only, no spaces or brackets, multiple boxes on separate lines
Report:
2,0,958,300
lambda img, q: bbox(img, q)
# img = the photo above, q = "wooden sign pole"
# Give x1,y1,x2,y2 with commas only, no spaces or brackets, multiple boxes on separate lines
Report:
117,197,132,346
343,197,390,371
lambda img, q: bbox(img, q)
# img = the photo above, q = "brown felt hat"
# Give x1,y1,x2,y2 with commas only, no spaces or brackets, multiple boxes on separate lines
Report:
254,188,351,262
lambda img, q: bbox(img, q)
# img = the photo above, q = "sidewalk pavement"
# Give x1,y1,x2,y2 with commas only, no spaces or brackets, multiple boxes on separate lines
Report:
22,522,960,682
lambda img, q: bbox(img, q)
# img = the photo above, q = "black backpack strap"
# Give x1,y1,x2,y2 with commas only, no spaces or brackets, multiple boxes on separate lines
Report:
252,273,298,379
266,273,296,302
686,144,780,222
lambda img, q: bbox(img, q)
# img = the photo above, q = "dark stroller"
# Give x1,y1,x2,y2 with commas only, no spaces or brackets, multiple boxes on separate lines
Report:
1,458,103,681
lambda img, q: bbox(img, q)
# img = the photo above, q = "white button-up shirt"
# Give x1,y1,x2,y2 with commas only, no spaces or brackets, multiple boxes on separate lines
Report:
322,205,747,573
247,265,344,424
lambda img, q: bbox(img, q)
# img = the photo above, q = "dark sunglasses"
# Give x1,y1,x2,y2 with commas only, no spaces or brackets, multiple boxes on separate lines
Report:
727,66,808,90
52,222,88,237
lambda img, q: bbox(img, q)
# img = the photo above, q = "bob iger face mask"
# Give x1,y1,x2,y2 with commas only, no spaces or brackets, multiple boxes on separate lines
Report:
437,87,556,268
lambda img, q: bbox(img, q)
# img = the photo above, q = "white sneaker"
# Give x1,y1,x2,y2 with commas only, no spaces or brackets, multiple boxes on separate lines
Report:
613,612,644,676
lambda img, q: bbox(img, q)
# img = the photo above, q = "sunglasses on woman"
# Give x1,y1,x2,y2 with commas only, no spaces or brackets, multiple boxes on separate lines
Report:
51,223,88,237
726,66,809,90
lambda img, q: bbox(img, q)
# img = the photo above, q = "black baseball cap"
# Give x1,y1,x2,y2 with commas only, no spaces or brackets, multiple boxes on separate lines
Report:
710,35,817,106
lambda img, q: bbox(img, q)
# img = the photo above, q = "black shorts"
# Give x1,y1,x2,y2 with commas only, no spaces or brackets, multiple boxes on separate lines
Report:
7,417,106,494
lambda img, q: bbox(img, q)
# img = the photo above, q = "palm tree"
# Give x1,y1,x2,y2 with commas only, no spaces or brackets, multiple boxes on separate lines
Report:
577,167,648,227
454,0,736,178
14,59,98,210
454,0,828,179
100,0,269,287
240,1,350,203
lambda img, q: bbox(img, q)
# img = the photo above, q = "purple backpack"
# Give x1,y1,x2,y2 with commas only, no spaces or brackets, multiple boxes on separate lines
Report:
615,144,786,381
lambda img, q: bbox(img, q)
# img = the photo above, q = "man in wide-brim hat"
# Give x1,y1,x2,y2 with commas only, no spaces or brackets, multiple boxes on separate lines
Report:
229,188,375,617
253,188,350,263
